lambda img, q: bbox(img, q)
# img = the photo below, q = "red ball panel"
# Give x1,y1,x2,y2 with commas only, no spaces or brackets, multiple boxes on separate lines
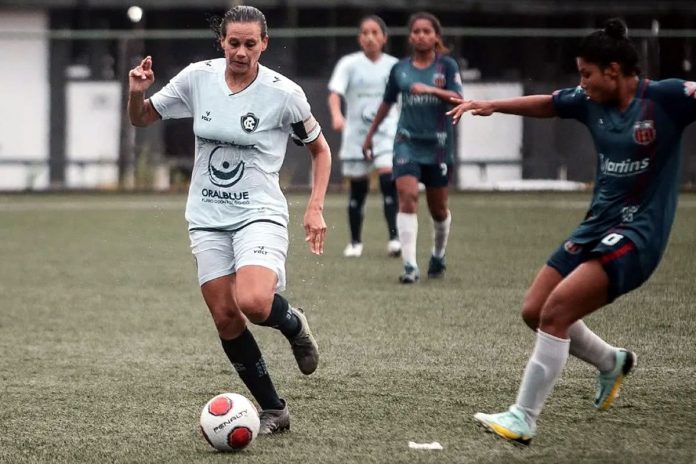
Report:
208,396,233,416
228,427,253,449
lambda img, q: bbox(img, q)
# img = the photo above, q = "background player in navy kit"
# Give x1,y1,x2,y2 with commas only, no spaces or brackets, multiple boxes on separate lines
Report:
363,12,462,283
127,6,331,435
449,18,696,445
328,15,401,259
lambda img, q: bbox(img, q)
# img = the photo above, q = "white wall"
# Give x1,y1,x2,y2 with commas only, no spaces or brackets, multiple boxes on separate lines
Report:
457,82,524,189
0,10,50,190
65,81,121,189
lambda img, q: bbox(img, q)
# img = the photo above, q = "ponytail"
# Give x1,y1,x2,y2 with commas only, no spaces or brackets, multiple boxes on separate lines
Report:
577,18,640,76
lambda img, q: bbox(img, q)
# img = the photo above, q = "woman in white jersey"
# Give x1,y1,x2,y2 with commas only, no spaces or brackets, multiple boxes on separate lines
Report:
328,15,401,258
127,5,331,435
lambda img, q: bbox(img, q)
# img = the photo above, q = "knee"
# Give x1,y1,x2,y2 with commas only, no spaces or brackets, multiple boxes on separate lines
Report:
212,311,246,339
431,208,449,222
538,294,574,332
400,203,417,214
236,292,274,323
398,193,418,213
520,298,541,330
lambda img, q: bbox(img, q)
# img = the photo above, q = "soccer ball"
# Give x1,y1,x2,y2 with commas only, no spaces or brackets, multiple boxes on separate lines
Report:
200,393,260,452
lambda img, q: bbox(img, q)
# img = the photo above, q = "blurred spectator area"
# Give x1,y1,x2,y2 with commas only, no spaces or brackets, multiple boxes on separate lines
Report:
0,0,695,190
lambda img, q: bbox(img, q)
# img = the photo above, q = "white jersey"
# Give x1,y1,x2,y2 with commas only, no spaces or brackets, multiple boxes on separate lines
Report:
328,52,399,160
150,59,321,231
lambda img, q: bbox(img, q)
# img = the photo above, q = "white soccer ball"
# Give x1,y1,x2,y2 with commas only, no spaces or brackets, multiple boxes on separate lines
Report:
200,393,260,452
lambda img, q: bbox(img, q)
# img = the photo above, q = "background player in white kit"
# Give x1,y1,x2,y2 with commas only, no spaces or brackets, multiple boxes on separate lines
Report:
127,5,331,435
328,15,401,258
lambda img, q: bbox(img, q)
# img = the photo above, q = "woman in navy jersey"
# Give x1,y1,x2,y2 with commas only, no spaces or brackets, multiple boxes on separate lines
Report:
127,5,330,435
449,18,696,445
363,12,463,283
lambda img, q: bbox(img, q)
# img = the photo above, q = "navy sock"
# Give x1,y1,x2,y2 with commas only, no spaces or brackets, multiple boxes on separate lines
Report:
220,329,284,410
348,178,369,244
257,294,301,339
379,173,398,240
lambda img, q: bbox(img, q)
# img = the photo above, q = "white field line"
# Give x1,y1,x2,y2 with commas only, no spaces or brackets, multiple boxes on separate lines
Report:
0,200,185,212
0,197,694,212
321,196,696,210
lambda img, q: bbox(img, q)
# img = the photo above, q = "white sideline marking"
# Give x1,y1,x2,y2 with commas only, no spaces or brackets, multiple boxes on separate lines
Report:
321,196,696,210
408,441,443,450
0,197,694,212
0,200,184,212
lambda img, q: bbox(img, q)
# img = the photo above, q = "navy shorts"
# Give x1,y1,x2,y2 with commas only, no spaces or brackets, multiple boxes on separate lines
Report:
392,160,451,188
547,232,656,303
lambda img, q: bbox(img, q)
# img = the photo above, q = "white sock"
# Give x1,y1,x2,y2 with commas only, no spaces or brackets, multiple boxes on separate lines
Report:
515,330,570,428
431,210,451,258
397,212,418,268
569,320,616,373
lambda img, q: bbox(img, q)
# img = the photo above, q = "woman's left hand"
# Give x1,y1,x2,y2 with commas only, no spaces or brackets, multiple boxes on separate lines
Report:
410,83,432,95
447,97,495,124
304,208,326,255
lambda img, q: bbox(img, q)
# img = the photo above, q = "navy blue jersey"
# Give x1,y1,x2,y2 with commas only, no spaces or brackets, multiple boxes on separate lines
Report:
383,55,462,164
553,79,696,270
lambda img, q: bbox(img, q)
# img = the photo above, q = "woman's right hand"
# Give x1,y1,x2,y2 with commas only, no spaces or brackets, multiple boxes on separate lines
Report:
362,135,374,160
128,56,155,93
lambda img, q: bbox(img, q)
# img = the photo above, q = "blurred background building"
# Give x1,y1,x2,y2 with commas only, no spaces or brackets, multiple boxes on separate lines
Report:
1,0,695,191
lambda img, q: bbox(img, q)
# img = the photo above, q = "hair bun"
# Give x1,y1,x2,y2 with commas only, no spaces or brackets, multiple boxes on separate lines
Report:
604,18,628,39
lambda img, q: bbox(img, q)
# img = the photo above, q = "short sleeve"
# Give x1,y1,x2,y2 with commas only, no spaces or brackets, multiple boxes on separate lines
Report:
552,86,589,122
652,79,696,128
149,64,195,119
383,64,400,104
445,57,463,95
282,86,322,144
328,55,351,96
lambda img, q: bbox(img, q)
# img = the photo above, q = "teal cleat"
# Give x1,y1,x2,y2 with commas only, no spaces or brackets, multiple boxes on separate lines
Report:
594,349,637,411
474,405,535,446
399,263,420,284
427,255,446,278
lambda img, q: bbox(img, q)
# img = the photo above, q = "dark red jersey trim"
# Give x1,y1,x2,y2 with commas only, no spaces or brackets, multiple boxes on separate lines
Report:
599,241,636,264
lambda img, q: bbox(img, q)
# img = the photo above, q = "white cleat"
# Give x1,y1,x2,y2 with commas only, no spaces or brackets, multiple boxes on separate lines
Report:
387,239,402,257
343,242,363,257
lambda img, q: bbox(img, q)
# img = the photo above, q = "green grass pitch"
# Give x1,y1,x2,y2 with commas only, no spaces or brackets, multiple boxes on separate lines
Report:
0,192,694,463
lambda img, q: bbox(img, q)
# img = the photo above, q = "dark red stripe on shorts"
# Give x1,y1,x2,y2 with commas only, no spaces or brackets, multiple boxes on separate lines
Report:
599,242,636,264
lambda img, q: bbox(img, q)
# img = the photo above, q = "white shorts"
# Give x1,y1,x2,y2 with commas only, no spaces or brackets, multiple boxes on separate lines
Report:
341,153,393,178
189,221,288,290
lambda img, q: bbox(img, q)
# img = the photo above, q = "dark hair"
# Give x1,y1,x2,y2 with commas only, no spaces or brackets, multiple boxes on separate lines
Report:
577,18,640,75
210,5,268,41
360,15,388,35
407,11,449,54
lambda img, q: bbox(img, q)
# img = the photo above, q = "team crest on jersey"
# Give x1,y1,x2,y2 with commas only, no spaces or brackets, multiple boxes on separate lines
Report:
361,105,377,124
208,146,245,187
684,81,696,99
632,120,656,145
563,240,583,255
432,72,446,88
240,113,259,133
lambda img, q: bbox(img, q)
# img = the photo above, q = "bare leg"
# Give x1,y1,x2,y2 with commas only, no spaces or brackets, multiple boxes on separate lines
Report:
515,260,610,426
201,273,283,410
425,186,450,259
